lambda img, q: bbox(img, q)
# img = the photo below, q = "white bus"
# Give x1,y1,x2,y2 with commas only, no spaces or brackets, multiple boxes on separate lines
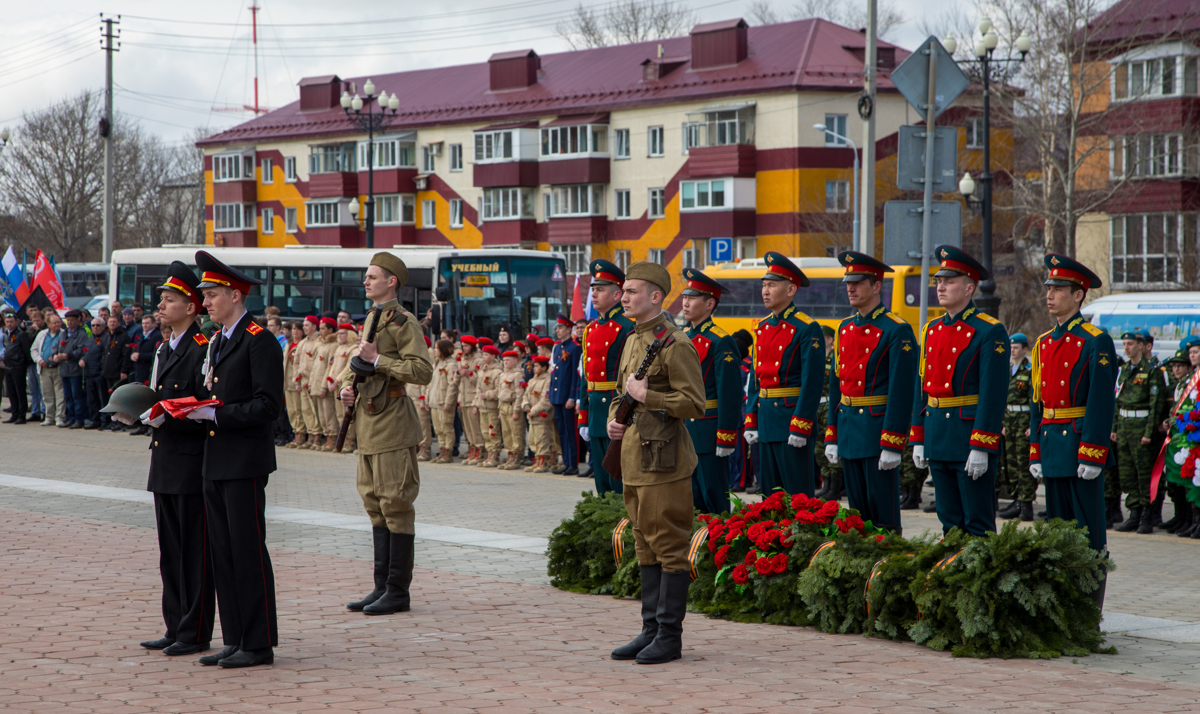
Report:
108,245,566,338
1082,291,1200,359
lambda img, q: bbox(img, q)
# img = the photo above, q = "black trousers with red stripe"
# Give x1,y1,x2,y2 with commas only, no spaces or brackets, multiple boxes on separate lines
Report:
154,492,215,645
203,476,278,650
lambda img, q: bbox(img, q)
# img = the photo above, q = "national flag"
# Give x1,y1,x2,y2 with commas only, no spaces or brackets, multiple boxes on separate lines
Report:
569,274,586,322
32,250,66,310
1,246,30,310
584,277,598,320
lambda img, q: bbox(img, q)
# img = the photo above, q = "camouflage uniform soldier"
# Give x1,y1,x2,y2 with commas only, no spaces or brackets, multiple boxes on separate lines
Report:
1104,352,1127,528
998,333,1035,521
814,325,844,501
899,444,926,510
1113,330,1169,534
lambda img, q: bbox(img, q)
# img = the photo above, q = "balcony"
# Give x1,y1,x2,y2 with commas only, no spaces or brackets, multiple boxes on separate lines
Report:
547,216,607,245
474,162,540,188
304,225,362,248
359,168,418,195
679,210,756,240
481,220,537,246
539,158,610,186
212,230,257,248
310,173,358,198
212,181,256,203
688,145,756,178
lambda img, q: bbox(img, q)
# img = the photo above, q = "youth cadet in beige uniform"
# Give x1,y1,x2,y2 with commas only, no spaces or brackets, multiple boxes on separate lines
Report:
474,345,504,467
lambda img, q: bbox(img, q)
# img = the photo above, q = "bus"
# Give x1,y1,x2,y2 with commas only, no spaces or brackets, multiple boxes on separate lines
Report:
1081,291,1200,360
55,262,109,309
702,258,944,334
108,246,566,339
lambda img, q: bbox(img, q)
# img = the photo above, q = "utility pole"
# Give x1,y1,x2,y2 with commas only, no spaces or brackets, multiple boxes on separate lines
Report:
100,15,120,263
860,0,877,256
917,43,938,332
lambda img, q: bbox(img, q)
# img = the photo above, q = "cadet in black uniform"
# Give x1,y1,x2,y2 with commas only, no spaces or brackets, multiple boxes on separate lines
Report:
189,251,284,668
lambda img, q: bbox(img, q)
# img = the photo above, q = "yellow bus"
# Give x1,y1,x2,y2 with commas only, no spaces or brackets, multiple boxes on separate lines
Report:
702,258,945,334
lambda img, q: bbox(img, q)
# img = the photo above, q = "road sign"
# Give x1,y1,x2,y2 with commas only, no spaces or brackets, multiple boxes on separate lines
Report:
897,126,959,191
882,200,962,266
709,237,733,263
890,36,969,122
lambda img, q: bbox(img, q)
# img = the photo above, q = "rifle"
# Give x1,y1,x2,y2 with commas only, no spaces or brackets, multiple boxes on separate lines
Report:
334,306,381,453
601,337,665,481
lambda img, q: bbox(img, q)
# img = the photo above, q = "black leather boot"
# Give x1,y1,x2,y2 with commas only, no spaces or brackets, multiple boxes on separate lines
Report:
997,499,1021,519
1018,501,1034,522
611,565,661,660
1088,554,1109,624
1150,494,1165,528
1110,503,1124,524
831,473,846,501
635,570,689,664
922,499,938,513
1178,506,1200,537
1115,506,1142,532
896,485,910,508
1164,503,1189,533
363,532,414,615
348,526,390,611
1137,505,1155,534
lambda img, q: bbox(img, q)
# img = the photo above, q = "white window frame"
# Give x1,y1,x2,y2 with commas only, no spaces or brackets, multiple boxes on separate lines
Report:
261,207,274,234
824,114,848,146
682,240,706,270
421,146,436,173
648,126,664,157
481,187,534,221
285,206,298,233
683,106,756,149
825,180,850,213
260,157,273,184
309,143,356,174
473,129,515,163
614,189,631,219
539,124,609,159
548,184,606,218
736,237,756,261
648,248,665,265
214,202,250,231
1111,213,1187,287
213,154,245,182
614,129,630,160
284,157,297,182
557,245,592,274
449,198,464,228
449,144,463,172
648,188,665,218
1113,133,1197,178
965,118,984,149
357,137,416,171
376,194,414,225
421,199,437,228
613,250,631,272
680,179,728,211
305,201,341,228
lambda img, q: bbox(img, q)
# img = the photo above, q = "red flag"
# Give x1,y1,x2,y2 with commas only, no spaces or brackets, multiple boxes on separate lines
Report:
32,250,65,310
570,274,585,322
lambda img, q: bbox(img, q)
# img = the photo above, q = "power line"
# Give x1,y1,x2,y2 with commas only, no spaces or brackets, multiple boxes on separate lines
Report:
0,51,94,90
120,0,566,28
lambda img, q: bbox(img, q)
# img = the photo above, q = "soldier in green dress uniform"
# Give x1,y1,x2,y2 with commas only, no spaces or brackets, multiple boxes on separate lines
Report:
998,333,1036,521
1113,329,1169,534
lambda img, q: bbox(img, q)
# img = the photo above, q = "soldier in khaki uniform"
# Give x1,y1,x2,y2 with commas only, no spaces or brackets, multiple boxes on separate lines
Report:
474,345,504,467
338,253,432,616
329,323,360,453
311,317,340,451
427,339,458,463
283,322,307,447
457,336,485,464
295,316,322,448
522,355,554,472
409,335,433,461
607,262,705,666
497,350,526,470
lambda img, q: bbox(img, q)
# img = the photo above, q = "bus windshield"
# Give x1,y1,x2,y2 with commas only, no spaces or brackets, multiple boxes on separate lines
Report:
713,278,892,321
439,255,565,339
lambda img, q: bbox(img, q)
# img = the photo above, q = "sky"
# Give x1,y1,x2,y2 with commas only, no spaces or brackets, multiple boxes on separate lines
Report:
1,0,960,147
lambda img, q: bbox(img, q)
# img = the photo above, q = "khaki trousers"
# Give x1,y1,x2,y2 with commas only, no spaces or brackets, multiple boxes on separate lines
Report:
623,477,693,573
316,393,338,437
40,369,65,424
357,447,420,533
499,403,525,455
432,406,456,452
298,389,320,435
418,405,433,450
530,419,555,457
285,390,305,434
481,408,502,451
461,406,484,448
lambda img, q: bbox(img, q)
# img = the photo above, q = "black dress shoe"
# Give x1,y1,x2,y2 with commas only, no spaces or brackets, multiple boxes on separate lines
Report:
551,465,568,475
13,418,27,425
162,641,210,656
922,500,938,513
69,422,83,429
199,645,240,666
218,647,274,668
746,485,761,495
140,636,175,650
562,466,579,476
2,416,17,424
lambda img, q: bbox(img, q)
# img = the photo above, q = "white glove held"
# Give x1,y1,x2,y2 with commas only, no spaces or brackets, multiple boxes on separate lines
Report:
186,406,217,422
824,443,840,465
965,449,989,480
787,434,807,449
744,430,758,445
578,426,589,441
715,447,734,458
1078,463,1102,480
139,407,166,429
878,450,902,471
1029,463,1043,479
912,445,927,469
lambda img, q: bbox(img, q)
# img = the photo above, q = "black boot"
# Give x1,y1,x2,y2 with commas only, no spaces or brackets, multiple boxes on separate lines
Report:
1110,503,1124,525
1018,501,1034,522
815,477,832,501
611,565,661,660
997,499,1021,519
830,473,846,501
1089,558,1108,623
1178,506,1200,537
900,486,920,511
635,570,689,664
1150,495,1165,528
347,526,390,611
1115,506,1141,532
1137,506,1155,534
922,499,938,513
1164,503,1188,533
362,532,414,615
897,485,910,508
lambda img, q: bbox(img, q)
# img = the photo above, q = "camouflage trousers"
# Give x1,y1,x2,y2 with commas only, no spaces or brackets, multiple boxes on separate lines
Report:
1105,435,1121,507
999,410,1037,502
1115,415,1155,510
815,400,843,485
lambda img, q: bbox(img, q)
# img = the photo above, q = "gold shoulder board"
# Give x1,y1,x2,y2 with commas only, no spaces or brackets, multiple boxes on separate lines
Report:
1081,322,1104,337
976,312,1000,325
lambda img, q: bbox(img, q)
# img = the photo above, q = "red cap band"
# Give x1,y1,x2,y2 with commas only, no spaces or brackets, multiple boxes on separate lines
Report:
200,271,251,295
686,279,722,298
938,259,980,282
844,263,884,280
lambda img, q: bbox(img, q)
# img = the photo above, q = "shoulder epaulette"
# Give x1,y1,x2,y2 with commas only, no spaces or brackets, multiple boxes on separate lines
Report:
887,313,907,325
1036,328,1053,344
1081,322,1104,337
245,322,264,336
391,311,409,327
975,312,1001,326
193,333,209,346
789,309,814,325
708,324,729,338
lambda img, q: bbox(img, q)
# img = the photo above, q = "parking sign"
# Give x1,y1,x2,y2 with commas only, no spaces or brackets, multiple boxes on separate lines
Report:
709,238,733,263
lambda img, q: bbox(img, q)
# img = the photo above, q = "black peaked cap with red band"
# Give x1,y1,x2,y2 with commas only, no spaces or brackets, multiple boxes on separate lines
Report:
761,251,810,288
195,250,264,294
837,250,892,283
589,259,625,287
932,244,990,282
681,267,730,298
157,260,208,315
1043,253,1102,289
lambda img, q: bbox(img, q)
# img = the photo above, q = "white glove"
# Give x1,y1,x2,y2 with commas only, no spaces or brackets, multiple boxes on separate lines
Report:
912,445,927,469
744,430,758,445
139,407,165,429
824,443,840,465
878,450,902,471
965,449,989,480
715,447,734,458
578,426,589,441
1078,463,1102,480
186,406,217,422
787,435,807,449
1030,463,1043,479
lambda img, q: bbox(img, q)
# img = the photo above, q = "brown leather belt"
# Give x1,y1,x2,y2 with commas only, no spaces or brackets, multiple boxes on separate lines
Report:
388,380,407,398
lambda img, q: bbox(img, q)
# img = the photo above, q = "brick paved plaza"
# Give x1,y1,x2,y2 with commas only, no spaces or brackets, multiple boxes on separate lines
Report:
3,425,1200,712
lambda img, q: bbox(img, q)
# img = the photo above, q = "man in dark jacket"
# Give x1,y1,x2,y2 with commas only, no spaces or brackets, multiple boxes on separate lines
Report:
102,315,133,431
84,318,110,429
129,315,162,435
4,312,32,423
59,310,91,428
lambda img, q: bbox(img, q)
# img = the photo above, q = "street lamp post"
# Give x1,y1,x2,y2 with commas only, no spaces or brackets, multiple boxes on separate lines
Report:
949,20,1031,316
814,123,860,253
0,128,10,154
341,79,399,249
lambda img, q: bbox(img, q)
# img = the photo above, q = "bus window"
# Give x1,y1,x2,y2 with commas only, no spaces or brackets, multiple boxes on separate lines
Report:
118,265,137,304
272,267,324,317
439,258,513,338
236,267,268,314
1092,313,1200,345
331,269,370,318
510,257,564,337
903,275,937,310
713,278,766,318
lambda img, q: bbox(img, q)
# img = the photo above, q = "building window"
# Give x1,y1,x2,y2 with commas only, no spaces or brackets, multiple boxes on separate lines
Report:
309,144,356,174
1115,57,1199,100
358,138,416,170
737,237,756,260
474,129,514,162
481,187,534,220
377,194,416,225
614,189,631,219
261,207,274,233
261,158,273,184
449,144,463,172
213,154,245,182
285,157,297,182
285,207,298,233
824,114,848,146
548,184,605,217
648,188,665,218
614,129,630,159
825,180,850,213
540,124,608,158
213,203,249,231
1114,134,1197,178
684,106,756,149
1111,213,1186,286
449,199,463,228
613,250,631,272
305,201,340,227
421,146,436,173
648,126,664,157
680,179,726,211
648,248,665,264
557,244,591,274
683,240,706,270
421,199,436,228
965,118,983,149
243,156,254,178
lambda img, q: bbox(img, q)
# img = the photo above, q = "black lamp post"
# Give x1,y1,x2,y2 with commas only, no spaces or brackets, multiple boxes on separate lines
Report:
0,128,10,153
341,79,399,249
948,20,1032,316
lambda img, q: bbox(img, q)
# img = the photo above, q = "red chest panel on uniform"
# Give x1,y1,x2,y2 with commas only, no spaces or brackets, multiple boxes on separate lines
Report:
691,333,712,364
1038,332,1085,409
584,320,621,382
923,321,975,398
837,322,882,397
755,320,797,388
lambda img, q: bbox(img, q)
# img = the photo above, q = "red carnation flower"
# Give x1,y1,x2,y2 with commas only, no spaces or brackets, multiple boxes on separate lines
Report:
715,545,730,568
772,552,789,574
731,563,749,584
754,555,775,575
876,534,886,543
844,515,865,531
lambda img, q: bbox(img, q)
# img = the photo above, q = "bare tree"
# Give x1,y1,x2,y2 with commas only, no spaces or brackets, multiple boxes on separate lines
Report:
556,0,697,49
747,0,907,39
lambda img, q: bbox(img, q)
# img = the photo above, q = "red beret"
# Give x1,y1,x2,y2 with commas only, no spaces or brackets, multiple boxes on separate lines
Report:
532,355,550,364
482,345,500,356
460,335,478,345
305,316,319,325
320,317,336,327
501,350,518,358
526,332,539,342
536,337,554,347
477,337,493,346
337,323,354,331
423,335,432,347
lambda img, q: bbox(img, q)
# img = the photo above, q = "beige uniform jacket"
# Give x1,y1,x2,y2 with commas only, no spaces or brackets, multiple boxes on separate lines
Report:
310,335,338,397
329,341,359,390
523,372,553,423
497,366,525,406
337,300,433,455
457,350,484,407
427,355,457,411
297,333,319,390
607,311,705,486
474,362,502,410
285,342,302,392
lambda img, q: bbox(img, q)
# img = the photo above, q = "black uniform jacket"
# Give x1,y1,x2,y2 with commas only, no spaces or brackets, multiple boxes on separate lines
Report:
148,322,209,495
199,311,283,481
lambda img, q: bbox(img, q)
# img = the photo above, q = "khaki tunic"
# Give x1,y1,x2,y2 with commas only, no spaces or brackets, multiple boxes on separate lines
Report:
457,349,485,448
523,371,554,456
284,341,306,434
297,333,321,434
498,365,526,454
474,361,503,451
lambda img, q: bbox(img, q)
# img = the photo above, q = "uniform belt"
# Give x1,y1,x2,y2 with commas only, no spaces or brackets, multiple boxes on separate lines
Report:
588,380,618,391
927,395,979,408
819,396,828,404
841,394,887,406
1006,404,1030,412
1118,408,1149,418
1043,406,1086,419
705,399,718,410
389,385,406,398
759,387,800,398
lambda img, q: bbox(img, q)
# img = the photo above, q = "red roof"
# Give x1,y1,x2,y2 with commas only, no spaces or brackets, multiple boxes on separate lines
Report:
197,19,909,148
1084,0,1200,47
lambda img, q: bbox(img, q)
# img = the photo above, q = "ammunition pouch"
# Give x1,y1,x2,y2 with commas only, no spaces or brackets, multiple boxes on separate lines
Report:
637,409,679,473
